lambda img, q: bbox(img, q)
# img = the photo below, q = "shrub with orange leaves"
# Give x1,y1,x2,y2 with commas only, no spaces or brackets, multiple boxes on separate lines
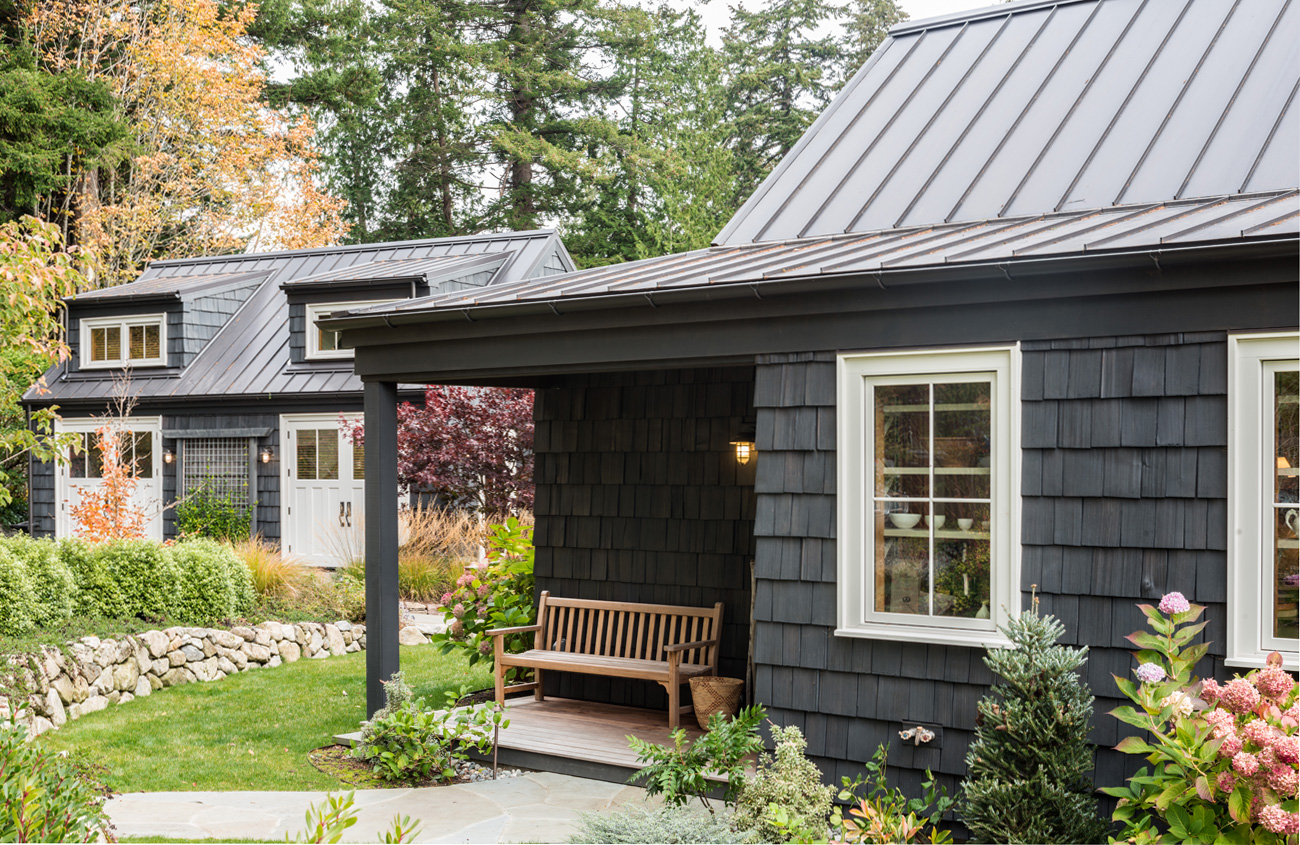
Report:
67,425,147,543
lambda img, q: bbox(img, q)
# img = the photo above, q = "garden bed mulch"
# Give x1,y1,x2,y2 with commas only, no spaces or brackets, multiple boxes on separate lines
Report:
309,745,527,789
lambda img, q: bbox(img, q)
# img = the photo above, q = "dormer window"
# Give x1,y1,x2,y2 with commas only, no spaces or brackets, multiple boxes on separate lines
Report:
81,315,166,369
306,301,394,360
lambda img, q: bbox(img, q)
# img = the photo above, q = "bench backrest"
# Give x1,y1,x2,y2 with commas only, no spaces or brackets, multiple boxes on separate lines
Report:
534,592,724,668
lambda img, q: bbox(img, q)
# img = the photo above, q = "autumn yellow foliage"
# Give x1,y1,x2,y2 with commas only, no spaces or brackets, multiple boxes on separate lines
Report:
29,0,348,285
67,425,147,542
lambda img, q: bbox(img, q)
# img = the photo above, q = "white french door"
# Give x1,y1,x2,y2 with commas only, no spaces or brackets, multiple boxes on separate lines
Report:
280,414,365,566
55,416,163,541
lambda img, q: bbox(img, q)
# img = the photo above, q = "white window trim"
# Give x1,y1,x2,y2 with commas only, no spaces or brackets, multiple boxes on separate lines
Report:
79,315,166,369
1227,331,1300,671
836,345,1021,649
306,301,395,360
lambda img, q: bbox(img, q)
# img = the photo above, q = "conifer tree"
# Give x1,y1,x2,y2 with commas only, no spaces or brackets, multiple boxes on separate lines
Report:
960,603,1108,844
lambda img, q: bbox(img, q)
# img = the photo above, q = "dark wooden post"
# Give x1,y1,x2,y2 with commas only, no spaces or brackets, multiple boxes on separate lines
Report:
364,380,399,717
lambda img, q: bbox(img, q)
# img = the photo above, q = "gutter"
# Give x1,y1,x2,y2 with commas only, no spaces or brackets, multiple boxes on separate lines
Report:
322,236,1298,334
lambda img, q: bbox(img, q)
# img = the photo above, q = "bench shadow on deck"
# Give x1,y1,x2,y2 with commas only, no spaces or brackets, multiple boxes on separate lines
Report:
466,697,706,785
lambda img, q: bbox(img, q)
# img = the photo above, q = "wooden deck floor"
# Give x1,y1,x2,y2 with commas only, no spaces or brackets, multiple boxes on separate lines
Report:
486,697,705,773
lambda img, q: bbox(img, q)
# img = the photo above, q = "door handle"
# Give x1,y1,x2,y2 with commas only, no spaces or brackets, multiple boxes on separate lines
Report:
339,502,346,526
346,501,352,527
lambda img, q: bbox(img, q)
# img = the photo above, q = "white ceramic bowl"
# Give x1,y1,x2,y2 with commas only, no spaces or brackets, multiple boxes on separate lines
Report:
888,512,921,529
927,515,946,529
957,518,974,531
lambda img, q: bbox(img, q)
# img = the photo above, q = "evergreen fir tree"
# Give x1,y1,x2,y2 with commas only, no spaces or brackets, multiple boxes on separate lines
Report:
960,603,1108,844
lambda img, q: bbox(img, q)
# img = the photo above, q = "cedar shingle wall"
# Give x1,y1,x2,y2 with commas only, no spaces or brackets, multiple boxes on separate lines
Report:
753,334,1229,799
532,367,757,709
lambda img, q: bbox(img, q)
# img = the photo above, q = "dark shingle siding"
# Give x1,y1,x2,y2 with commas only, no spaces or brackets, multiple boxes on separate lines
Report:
532,367,756,709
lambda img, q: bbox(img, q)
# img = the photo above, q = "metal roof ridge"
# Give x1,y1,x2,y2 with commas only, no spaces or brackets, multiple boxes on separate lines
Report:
147,229,560,268
889,0,1097,36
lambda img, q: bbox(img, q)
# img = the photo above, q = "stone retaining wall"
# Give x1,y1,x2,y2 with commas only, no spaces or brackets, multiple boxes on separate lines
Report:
2,619,367,737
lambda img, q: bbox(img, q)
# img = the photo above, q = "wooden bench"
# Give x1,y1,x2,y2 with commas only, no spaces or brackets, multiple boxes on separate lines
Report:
488,591,724,729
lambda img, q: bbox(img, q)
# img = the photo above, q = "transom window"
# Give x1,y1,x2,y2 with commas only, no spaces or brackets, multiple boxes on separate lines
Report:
80,316,165,368
838,347,1019,648
1229,332,1300,669
69,431,153,479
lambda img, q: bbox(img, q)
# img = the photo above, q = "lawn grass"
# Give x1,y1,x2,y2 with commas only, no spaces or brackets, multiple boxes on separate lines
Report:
41,645,491,793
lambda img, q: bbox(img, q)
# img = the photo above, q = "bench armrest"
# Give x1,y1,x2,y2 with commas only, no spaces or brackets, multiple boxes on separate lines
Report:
486,624,542,637
663,638,718,653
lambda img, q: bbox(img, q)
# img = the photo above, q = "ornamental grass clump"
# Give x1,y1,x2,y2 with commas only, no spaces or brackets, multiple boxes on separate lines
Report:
958,604,1107,844
1104,592,1299,843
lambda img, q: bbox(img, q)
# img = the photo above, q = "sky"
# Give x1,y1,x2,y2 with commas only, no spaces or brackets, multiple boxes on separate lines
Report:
692,0,996,42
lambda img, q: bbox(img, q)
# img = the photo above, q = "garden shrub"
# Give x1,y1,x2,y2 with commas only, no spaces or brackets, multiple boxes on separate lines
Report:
959,606,1107,844
0,720,111,842
92,539,182,620
175,487,253,541
569,806,748,844
731,724,833,843
833,744,955,844
168,539,255,622
0,547,36,636
628,705,767,812
1103,592,1299,842
433,517,534,676
59,539,130,619
0,535,76,626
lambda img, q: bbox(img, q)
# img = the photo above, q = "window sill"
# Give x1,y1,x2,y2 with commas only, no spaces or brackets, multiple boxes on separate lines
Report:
79,361,167,370
835,624,1013,650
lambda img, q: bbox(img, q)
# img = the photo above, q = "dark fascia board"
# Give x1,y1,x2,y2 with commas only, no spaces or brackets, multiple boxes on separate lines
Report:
341,245,1297,385
66,271,272,305
281,274,426,292
325,237,1297,335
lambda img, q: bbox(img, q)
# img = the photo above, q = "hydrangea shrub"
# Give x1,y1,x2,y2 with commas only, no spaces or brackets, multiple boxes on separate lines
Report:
1104,592,1299,843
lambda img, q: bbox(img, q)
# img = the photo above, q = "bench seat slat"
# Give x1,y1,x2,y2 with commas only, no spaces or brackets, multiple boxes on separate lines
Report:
500,650,716,682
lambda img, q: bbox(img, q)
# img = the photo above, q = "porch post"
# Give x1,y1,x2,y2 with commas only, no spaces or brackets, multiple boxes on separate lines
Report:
364,380,399,718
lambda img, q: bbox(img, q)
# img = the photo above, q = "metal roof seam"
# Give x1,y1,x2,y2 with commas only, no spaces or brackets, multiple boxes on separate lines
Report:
1082,195,1232,249
1157,191,1300,242
997,0,1155,219
1174,0,1292,200
1242,206,1300,236
1238,74,1300,195
848,15,1016,233
945,0,1106,223
1056,0,1206,212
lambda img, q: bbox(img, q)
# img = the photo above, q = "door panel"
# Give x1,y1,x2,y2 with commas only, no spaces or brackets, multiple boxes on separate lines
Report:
281,415,364,566
56,418,163,541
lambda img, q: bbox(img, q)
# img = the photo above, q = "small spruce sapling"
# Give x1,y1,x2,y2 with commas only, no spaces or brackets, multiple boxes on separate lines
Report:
958,594,1108,844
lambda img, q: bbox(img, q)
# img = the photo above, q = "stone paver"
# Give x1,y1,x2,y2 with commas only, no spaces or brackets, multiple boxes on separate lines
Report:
106,772,649,843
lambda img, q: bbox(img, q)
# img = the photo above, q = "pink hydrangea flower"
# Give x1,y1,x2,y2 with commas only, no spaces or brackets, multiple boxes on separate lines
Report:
1160,690,1194,719
1218,734,1243,757
440,591,453,605
1216,771,1237,793
477,639,492,656
1204,707,1235,730
1275,735,1300,766
1255,665,1297,700
1259,805,1300,836
1200,678,1222,704
448,618,464,638
1232,751,1260,776
1158,592,1191,614
452,603,466,619
477,583,491,598
1267,762,1299,795
1134,662,1166,684
1220,678,1261,714
1243,718,1275,748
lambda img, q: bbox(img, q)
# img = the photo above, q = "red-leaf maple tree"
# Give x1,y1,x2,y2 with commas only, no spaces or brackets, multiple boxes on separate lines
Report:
344,386,534,517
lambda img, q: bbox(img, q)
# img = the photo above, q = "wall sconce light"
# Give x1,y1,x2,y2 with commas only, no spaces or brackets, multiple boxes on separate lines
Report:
730,440,755,465
163,448,174,465
260,447,274,464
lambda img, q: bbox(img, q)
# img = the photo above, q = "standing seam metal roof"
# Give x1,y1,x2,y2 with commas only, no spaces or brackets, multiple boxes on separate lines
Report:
715,0,1299,245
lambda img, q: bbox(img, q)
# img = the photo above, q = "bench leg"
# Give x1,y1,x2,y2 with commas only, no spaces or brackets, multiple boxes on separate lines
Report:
534,668,545,701
494,662,505,707
666,681,680,730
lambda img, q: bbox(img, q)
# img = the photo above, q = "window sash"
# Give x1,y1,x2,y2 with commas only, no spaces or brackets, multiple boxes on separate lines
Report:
81,317,164,367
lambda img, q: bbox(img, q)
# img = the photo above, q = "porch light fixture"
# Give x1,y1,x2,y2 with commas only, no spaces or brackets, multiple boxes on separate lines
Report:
260,447,274,464
730,440,755,465
163,448,174,465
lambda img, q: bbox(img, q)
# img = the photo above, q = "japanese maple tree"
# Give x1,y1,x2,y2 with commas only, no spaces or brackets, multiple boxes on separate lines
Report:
345,386,534,517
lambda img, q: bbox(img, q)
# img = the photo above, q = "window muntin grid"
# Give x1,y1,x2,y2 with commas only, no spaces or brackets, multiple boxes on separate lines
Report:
69,431,153,479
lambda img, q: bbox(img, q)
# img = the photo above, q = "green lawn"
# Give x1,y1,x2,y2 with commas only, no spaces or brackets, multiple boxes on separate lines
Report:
41,645,491,793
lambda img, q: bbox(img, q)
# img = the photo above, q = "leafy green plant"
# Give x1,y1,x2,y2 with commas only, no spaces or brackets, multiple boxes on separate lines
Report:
832,744,954,844
432,517,535,677
0,719,112,843
569,805,748,844
732,723,833,843
354,675,509,783
1101,593,1299,843
959,605,1107,844
0,534,77,626
0,546,37,635
176,487,254,542
627,704,766,812
169,537,256,622
286,790,421,844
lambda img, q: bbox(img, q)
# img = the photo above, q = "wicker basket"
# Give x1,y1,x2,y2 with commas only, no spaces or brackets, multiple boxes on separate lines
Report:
689,676,744,731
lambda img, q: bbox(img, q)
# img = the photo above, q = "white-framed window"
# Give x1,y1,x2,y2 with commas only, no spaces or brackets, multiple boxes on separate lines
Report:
306,301,394,360
837,346,1020,648
1228,332,1300,670
79,315,165,368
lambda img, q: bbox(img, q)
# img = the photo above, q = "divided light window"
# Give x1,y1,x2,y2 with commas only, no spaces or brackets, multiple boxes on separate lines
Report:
1228,333,1300,669
81,316,165,368
305,301,395,360
838,347,1019,648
